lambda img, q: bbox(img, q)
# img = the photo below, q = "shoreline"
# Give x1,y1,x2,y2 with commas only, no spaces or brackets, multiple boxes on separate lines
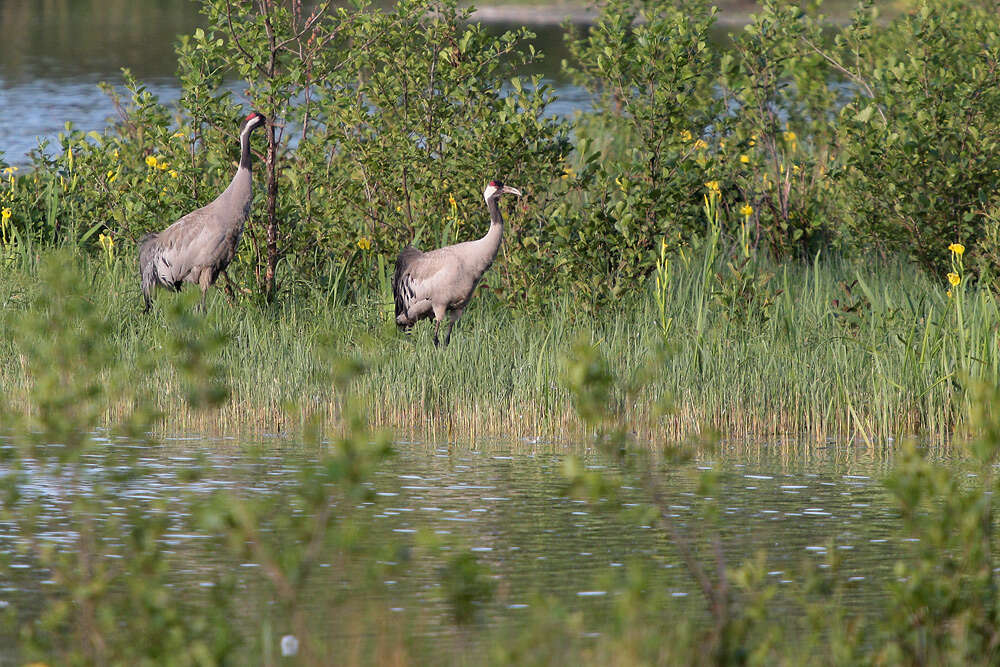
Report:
465,1,886,26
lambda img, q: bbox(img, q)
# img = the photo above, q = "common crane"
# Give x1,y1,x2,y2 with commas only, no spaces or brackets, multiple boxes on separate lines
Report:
138,111,265,312
392,180,522,346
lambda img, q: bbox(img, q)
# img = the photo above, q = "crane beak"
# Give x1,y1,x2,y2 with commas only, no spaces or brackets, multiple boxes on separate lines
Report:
502,185,522,196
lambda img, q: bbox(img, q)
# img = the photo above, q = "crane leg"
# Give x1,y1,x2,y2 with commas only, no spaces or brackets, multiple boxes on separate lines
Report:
198,268,212,313
443,308,463,347
432,303,448,348
221,269,237,304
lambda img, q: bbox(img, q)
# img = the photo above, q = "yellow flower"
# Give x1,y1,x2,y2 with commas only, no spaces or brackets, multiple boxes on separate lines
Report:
783,130,797,143
561,166,575,180
1,207,10,222
948,243,965,256
749,134,757,147
704,180,720,194
171,131,186,139
693,139,708,151
168,169,179,179
98,232,115,266
680,130,693,143
739,154,750,164
156,158,168,171
947,272,960,287
357,237,371,251
740,203,753,217
615,176,626,192
448,193,457,209
145,155,158,169
947,289,953,298
2,166,17,176
107,170,117,183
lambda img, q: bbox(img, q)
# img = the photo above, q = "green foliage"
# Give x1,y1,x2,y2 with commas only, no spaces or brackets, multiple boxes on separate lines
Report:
878,393,1000,664
0,251,159,451
175,0,569,304
561,0,719,298
0,252,239,664
839,0,1000,274
715,0,845,257
6,0,1000,309
439,551,496,625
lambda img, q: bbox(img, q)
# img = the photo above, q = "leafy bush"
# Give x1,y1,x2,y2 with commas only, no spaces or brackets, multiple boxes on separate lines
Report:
561,0,719,299
839,0,1000,275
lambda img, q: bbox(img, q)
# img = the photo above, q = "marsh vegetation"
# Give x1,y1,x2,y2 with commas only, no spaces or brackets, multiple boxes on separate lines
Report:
3,0,1000,663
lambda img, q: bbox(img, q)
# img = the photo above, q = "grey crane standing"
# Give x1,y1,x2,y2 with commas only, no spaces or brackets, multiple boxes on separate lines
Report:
393,180,522,346
138,111,266,312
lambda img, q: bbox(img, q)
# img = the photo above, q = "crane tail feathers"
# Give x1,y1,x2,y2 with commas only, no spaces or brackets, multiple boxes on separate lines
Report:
392,246,422,328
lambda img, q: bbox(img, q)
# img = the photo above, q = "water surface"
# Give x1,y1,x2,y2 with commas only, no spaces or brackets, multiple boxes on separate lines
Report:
0,433,905,657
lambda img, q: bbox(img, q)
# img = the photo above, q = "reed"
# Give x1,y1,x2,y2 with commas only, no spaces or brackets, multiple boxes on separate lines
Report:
0,246,993,447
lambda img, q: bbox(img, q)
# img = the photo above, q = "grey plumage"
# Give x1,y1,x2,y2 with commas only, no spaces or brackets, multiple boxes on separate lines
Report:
393,180,522,346
139,111,266,312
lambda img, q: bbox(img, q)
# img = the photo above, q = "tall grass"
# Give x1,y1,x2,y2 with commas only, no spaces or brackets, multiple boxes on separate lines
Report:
0,245,994,446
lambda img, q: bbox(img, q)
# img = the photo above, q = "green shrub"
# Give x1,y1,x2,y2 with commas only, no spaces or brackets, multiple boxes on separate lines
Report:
839,0,1000,275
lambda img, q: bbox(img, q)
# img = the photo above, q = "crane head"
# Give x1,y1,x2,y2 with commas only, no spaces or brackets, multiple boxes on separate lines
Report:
483,180,522,203
242,111,267,133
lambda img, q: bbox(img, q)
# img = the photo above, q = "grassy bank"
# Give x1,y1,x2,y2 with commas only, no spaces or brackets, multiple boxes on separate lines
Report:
0,243,992,447
5,247,1000,664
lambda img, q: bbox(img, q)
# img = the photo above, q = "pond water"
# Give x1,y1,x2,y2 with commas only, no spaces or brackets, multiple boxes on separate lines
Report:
0,0,595,166
0,432,906,659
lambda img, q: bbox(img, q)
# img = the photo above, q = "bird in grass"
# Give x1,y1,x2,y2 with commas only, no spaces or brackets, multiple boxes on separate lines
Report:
393,180,522,346
138,111,266,312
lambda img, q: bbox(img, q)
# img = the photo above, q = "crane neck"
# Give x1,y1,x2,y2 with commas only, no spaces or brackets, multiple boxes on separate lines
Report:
216,122,258,218
486,196,506,233
238,124,255,172
477,196,505,259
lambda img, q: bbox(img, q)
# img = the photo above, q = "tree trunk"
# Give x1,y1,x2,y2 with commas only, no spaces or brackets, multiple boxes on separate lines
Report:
265,117,278,301
263,0,279,302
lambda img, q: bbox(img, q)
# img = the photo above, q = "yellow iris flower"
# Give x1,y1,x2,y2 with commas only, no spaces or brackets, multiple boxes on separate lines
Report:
948,243,965,256
947,272,960,287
